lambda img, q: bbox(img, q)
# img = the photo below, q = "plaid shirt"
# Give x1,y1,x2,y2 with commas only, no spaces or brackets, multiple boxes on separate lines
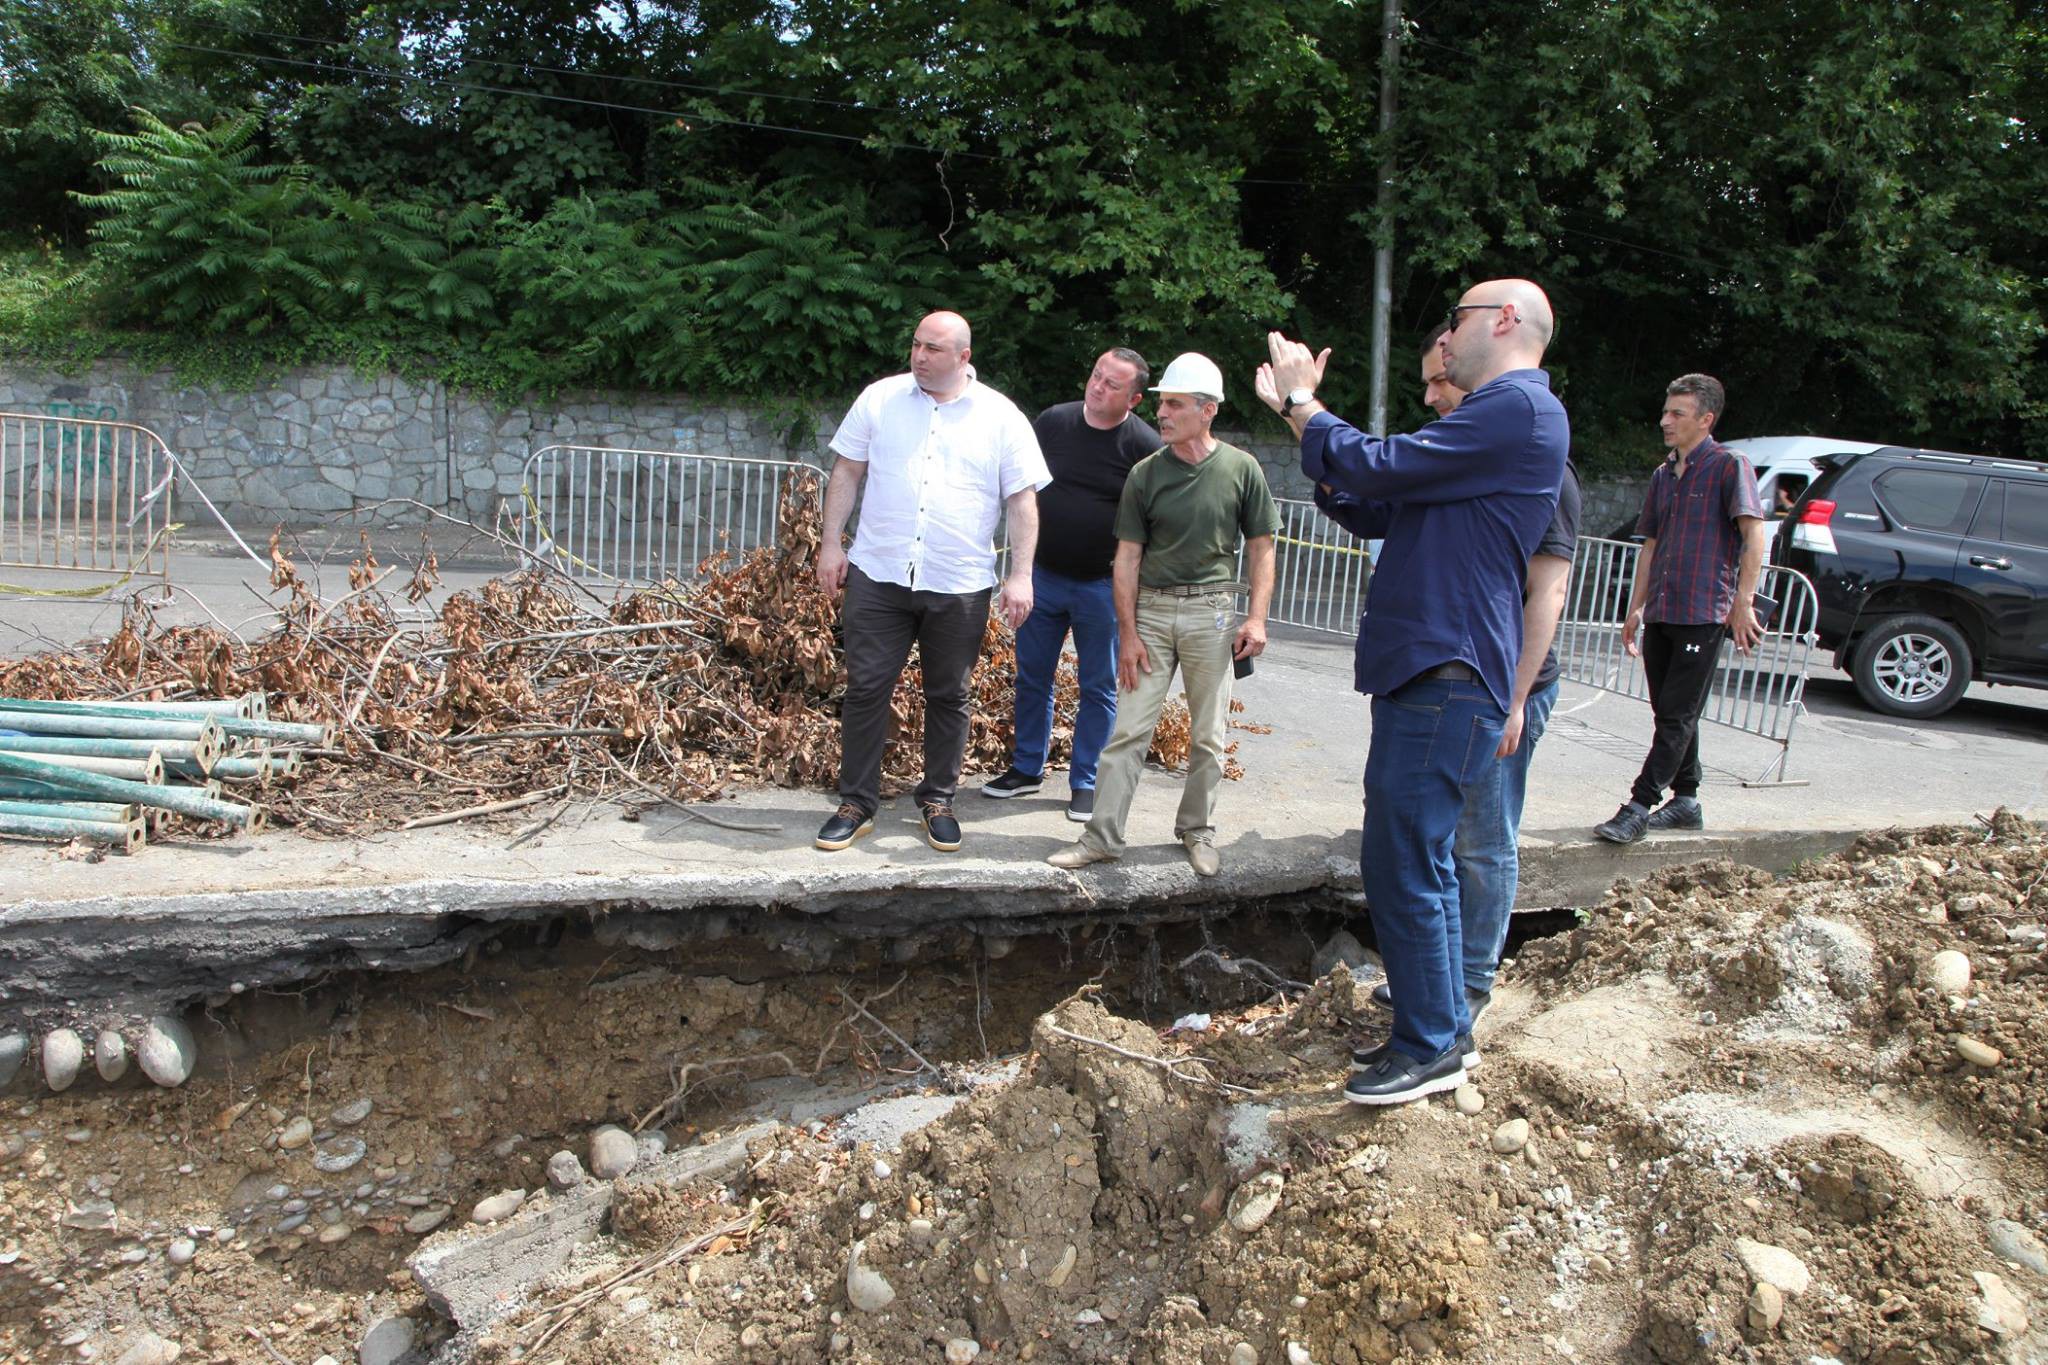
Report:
1636,437,1764,625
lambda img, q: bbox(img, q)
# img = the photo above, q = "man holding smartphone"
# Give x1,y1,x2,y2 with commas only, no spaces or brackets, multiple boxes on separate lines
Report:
1046,353,1278,877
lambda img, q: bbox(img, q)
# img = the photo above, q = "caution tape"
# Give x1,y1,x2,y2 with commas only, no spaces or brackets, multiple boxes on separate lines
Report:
0,524,180,598
518,486,610,578
1275,532,1372,558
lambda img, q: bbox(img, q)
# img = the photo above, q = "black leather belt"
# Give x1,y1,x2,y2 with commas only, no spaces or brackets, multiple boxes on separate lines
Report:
1140,582,1236,598
1412,661,1479,684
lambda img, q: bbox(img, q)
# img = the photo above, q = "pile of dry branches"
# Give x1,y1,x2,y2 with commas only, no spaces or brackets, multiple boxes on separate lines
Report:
0,475,1236,834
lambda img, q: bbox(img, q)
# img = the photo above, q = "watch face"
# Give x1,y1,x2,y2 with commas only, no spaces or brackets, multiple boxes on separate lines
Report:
1287,389,1313,407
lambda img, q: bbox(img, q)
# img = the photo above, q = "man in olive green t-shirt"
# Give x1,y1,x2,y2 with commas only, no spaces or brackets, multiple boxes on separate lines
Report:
1047,353,1278,876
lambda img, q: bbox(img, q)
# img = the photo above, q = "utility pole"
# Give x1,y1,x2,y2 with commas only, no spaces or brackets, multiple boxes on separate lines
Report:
1367,0,1401,436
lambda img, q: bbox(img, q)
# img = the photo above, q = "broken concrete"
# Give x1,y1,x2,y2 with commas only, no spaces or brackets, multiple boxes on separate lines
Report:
409,1120,779,1331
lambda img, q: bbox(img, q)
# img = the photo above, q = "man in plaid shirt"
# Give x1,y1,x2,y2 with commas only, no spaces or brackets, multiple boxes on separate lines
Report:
1595,374,1766,844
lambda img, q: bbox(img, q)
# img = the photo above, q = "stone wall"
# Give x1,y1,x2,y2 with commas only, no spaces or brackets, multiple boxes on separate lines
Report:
0,358,1636,537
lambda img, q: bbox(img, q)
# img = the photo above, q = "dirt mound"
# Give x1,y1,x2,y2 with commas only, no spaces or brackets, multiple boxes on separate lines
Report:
2,817,2044,1362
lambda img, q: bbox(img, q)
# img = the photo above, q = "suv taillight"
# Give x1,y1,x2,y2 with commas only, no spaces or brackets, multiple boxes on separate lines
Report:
1791,498,1837,554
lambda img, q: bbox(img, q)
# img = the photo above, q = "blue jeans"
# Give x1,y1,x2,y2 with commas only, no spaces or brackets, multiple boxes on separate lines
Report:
1362,675,1507,1062
1010,565,1119,790
1453,678,1558,997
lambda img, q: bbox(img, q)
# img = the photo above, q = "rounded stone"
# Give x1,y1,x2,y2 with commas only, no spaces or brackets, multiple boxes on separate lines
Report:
1490,1118,1530,1155
314,1138,366,1174
845,1241,895,1312
136,1017,197,1088
404,1208,449,1236
471,1189,526,1224
1746,1281,1784,1331
1956,1037,2002,1068
0,1033,26,1089
945,1340,980,1364
331,1098,374,1127
1227,1171,1285,1234
1230,1346,1259,1365
1453,1084,1484,1116
41,1029,85,1093
94,1030,129,1083
589,1125,639,1180
317,1223,352,1245
358,1316,415,1365
112,1333,181,1365
1987,1219,2048,1276
278,1117,314,1150
546,1150,587,1191
1924,950,1971,994
166,1238,197,1266
1736,1237,1811,1296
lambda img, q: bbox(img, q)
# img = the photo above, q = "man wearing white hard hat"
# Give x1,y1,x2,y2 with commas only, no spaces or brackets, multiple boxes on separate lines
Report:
1047,353,1278,877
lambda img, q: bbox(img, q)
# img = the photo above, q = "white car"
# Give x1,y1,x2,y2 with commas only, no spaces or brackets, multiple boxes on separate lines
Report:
1719,435,1886,517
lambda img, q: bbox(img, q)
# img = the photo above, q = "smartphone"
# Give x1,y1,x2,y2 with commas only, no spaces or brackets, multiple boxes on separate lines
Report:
1233,653,1254,680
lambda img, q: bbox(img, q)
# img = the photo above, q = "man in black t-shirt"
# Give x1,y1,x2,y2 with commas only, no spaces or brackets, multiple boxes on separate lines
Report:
980,348,1162,822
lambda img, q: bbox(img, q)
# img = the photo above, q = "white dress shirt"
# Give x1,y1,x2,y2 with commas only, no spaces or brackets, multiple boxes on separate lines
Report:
831,367,1050,594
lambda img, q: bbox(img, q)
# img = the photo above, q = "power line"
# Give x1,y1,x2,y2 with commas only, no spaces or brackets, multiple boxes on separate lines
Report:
166,41,991,157
178,15,893,116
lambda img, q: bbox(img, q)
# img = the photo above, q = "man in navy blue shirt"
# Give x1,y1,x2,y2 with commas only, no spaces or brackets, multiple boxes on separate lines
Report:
1255,278,1569,1106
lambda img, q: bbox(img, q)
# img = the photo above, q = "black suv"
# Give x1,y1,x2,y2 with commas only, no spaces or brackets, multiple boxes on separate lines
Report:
1775,448,2048,718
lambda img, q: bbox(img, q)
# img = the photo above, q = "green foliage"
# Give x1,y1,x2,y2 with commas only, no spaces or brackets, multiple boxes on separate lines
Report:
2,0,2040,460
76,109,348,335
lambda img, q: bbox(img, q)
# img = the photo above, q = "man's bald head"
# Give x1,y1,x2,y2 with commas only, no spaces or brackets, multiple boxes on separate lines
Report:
910,311,974,400
1490,279,1554,349
1439,277,1555,392
921,311,972,351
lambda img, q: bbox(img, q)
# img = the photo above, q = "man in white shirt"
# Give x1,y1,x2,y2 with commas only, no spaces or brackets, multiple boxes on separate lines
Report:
814,311,1052,854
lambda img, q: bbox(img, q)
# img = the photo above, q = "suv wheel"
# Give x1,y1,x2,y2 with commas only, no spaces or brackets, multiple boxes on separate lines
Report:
1850,614,1973,718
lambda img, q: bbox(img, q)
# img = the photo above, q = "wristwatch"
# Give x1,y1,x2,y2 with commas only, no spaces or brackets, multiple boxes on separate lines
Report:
1282,388,1315,416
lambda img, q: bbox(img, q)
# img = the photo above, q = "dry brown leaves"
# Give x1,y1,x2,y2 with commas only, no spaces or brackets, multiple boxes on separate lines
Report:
0,475,1242,832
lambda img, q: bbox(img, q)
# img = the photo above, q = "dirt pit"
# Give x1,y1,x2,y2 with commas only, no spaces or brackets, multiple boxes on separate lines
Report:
3,816,2046,1364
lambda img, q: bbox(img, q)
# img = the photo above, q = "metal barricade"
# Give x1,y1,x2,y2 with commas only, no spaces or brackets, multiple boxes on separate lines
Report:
1554,536,1820,785
1256,497,1373,634
514,445,814,583
0,412,175,590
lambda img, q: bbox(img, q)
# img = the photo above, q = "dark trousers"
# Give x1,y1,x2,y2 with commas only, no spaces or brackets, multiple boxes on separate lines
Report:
1630,621,1726,808
837,565,992,818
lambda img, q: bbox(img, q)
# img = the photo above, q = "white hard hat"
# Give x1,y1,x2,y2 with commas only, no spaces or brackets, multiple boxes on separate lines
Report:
1149,352,1224,402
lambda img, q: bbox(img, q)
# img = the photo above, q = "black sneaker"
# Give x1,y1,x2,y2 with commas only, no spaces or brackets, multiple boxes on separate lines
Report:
979,768,1042,799
815,803,874,851
1345,1045,1467,1106
1352,1033,1477,1072
1594,801,1650,844
1065,787,1095,823
1644,796,1704,831
920,799,962,852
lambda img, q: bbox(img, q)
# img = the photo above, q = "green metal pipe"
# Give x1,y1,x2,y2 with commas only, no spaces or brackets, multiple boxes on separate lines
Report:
0,798,136,824
0,735,213,767
0,753,256,826
0,696,257,720
215,716,332,746
0,709,218,743
171,756,269,782
0,811,143,849
0,753,164,784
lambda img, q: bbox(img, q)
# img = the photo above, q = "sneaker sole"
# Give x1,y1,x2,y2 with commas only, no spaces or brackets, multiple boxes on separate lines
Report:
1594,827,1643,844
1344,1066,1468,1106
814,822,874,852
1065,806,1091,823
979,782,1040,799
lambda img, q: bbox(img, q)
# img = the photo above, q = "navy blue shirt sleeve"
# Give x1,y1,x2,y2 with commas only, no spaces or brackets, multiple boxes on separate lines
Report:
1312,483,1392,540
1301,383,1555,505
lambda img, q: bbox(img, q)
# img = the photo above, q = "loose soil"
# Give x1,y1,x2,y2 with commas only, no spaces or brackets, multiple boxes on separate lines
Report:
2,815,2044,1363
